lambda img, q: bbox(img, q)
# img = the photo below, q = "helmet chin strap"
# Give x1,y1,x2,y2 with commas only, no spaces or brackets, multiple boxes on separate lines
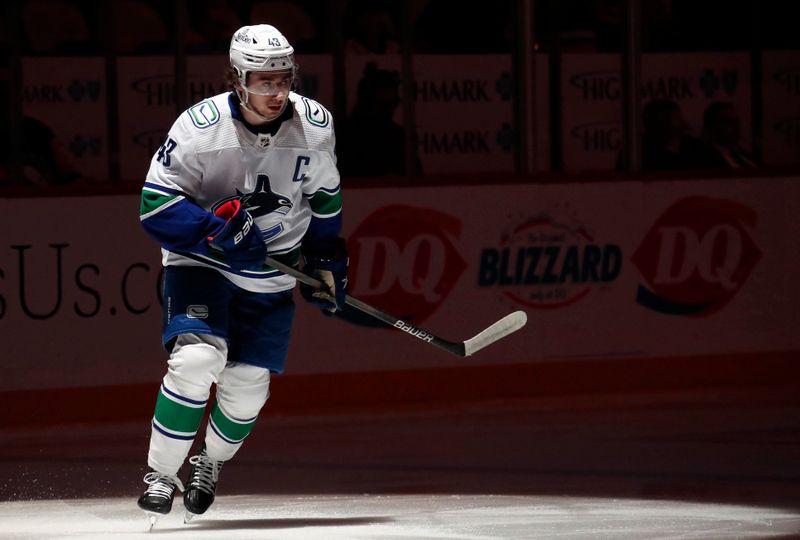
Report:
236,87,286,123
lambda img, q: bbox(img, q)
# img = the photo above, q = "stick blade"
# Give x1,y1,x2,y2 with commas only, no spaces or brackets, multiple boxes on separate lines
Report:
463,311,527,356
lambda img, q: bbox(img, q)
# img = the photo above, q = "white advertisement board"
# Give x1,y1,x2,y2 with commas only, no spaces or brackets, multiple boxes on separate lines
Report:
345,55,520,174
762,50,800,165
561,53,752,171
114,53,543,178
1,177,798,391
21,57,108,183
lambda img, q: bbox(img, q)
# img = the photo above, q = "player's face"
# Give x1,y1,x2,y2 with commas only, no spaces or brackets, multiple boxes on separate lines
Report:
244,70,293,121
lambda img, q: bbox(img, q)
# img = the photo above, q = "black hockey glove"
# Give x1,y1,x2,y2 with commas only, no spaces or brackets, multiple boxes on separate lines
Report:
300,236,348,315
208,199,266,271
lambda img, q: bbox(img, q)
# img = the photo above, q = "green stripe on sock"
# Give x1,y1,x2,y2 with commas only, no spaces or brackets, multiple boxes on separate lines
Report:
154,389,205,434
210,402,256,442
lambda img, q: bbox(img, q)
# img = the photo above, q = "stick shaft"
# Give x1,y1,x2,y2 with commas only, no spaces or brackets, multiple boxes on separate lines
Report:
267,256,525,356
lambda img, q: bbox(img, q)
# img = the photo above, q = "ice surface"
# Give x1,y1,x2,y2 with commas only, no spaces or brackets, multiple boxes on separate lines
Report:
1,386,799,539
1,493,799,539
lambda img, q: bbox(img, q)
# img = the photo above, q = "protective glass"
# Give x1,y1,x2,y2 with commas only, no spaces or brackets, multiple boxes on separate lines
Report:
244,73,294,96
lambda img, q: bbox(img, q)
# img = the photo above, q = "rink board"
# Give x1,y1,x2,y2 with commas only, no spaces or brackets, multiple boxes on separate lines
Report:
0,175,798,424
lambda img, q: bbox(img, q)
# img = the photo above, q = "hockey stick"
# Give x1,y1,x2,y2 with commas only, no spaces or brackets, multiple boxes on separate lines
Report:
266,256,527,357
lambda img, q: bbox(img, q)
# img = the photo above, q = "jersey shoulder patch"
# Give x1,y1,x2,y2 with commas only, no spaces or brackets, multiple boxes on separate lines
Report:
187,99,221,129
301,96,330,128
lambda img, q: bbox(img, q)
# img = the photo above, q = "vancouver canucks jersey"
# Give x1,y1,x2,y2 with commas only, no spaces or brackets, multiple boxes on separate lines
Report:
139,91,342,293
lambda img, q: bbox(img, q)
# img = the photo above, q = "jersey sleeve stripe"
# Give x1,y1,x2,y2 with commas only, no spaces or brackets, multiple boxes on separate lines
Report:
306,189,342,216
143,181,186,197
140,189,183,220
140,197,226,253
311,208,342,219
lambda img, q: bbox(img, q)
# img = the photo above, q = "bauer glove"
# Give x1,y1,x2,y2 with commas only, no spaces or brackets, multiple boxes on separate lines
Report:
208,199,266,271
300,236,348,314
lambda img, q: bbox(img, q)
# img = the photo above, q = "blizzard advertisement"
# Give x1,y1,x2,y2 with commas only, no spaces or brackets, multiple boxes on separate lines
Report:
478,207,622,310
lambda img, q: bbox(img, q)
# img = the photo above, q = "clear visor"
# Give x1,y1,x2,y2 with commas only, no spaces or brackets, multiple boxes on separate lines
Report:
244,72,294,96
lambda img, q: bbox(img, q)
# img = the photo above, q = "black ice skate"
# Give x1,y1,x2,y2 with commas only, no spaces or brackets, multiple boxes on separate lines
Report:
137,471,184,530
183,446,225,523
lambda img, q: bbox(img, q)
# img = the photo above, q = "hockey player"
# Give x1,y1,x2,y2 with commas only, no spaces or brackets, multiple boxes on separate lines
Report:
136,24,348,527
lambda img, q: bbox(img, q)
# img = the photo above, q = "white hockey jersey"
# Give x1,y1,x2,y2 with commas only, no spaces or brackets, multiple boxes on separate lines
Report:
139,91,342,293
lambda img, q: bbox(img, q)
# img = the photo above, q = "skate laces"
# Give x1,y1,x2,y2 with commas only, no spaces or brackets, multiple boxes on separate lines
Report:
142,471,184,498
187,452,224,494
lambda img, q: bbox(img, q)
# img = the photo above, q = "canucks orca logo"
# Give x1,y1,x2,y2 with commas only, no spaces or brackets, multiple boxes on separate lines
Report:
237,174,293,218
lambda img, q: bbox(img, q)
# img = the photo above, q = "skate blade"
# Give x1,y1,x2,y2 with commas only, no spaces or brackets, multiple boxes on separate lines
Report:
144,512,159,532
184,510,198,524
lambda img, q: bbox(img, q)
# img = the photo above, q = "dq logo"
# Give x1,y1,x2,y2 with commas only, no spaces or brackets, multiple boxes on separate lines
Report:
632,196,762,316
348,205,467,326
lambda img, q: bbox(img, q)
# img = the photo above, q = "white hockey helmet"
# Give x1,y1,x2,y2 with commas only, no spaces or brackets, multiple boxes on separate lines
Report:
229,25,297,90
